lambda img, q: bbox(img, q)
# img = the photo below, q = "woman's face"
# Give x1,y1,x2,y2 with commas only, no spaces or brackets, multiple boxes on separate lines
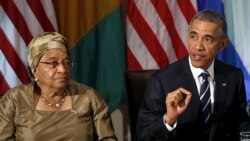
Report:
34,49,72,90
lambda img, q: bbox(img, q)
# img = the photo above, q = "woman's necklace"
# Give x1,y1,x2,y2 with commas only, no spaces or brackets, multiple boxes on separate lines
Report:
41,94,66,108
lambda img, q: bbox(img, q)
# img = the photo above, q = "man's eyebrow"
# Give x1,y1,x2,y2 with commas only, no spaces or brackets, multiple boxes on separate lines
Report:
189,31,197,35
204,34,215,40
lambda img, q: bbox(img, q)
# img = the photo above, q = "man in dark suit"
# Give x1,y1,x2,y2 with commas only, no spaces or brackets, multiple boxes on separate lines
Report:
135,10,250,141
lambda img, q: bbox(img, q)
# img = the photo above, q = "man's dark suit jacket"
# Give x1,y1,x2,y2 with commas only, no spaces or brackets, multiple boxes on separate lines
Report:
136,56,250,141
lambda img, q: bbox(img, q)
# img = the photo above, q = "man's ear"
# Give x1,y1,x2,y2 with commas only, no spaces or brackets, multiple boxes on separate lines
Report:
220,38,229,51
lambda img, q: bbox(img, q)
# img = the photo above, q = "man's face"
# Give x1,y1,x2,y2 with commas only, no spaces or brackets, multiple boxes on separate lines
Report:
187,19,227,69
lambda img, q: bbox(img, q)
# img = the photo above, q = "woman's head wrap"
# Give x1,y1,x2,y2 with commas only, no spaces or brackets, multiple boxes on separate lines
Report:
27,32,69,74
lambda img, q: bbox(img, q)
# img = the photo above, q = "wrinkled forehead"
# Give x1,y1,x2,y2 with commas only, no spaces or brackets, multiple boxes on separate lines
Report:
189,19,223,37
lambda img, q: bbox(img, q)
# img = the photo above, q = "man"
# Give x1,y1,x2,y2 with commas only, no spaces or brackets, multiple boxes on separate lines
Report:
135,10,250,141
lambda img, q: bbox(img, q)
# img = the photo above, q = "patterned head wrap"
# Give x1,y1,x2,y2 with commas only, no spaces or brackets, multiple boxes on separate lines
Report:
27,32,69,74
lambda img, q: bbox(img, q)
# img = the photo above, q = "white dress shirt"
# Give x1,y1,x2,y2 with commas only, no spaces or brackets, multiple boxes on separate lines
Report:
188,57,215,112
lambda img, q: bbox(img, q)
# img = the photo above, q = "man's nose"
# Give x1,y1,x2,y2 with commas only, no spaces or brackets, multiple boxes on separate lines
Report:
195,38,205,50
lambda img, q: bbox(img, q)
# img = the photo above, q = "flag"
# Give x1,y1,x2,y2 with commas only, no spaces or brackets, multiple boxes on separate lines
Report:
52,1,128,140
223,0,250,103
69,7,126,113
197,0,250,104
126,0,250,102
0,0,57,95
54,0,126,116
126,0,197,70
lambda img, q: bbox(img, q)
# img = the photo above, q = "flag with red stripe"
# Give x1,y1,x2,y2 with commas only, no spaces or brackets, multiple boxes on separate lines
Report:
0,0,57,95
126,0,197,70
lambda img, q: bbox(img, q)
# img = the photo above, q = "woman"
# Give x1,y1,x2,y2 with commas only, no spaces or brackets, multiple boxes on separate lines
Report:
0,32,117,141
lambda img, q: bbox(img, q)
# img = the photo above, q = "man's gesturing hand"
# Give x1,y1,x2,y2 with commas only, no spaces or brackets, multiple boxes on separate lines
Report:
164,87,192,126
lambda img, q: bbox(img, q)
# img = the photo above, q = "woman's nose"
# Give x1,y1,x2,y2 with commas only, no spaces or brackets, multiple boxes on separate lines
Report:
57,63,67,72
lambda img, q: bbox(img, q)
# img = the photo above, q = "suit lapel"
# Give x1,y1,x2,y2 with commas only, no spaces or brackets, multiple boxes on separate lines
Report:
179,58,201,121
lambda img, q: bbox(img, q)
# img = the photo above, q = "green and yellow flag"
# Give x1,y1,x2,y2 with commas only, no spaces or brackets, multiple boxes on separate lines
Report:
54,1,126,112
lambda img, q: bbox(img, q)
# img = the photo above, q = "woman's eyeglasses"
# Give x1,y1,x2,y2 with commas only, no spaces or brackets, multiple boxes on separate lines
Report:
39,60,73,69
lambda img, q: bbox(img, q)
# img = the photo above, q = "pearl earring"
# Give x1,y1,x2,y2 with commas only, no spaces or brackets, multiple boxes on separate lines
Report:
35,77,38,81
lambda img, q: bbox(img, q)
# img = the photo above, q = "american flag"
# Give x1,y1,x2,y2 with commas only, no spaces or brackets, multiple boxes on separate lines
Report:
126,0,250,104
126,0,197,70
0,0,57,95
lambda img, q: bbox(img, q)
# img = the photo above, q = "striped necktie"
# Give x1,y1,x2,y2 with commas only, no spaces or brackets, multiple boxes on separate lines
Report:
199,72,212,125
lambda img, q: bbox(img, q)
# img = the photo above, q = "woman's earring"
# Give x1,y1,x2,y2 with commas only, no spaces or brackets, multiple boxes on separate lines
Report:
35,77,38,81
